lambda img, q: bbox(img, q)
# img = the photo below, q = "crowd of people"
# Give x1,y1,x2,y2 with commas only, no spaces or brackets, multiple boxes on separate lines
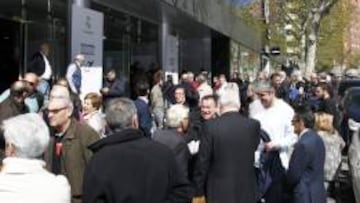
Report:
0,44,356,203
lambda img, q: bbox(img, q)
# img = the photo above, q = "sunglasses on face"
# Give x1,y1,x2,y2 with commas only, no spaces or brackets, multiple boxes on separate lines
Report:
291,119,301,124
47,106,68,114
23,80,36,86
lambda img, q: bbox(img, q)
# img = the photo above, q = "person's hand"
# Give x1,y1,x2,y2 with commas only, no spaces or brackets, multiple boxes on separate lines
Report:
264,141,277,152
101,87,110,94
192,196,206,203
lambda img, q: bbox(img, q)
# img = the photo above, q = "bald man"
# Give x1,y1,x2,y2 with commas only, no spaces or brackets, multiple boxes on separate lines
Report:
0,80,30,164
0,80,29,123
44,85,99,203
0,73,44,112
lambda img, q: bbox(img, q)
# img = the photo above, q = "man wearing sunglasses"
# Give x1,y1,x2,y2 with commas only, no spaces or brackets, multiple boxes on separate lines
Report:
0,73,43,113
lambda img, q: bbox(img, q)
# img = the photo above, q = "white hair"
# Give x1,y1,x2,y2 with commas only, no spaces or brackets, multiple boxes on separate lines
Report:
278,71,287,81
291,70,302,81
49,85,74,112
3,113,50,158
165,104,189,128
218,82,241,109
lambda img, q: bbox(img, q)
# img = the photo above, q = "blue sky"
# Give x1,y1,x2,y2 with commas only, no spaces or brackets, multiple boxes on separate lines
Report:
222,0,257,7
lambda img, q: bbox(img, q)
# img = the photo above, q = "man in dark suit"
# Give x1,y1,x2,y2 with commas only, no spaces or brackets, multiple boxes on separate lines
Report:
153,104,191,179
315,82,340,130
0,80,29,161
193,82,261,203
134,81,153,137
287,109,326,203
0,80,29,123
101,69,128,104
83,98,192,203
28,43,53,97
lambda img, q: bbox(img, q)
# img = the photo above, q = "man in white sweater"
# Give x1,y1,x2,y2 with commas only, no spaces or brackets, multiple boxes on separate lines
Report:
0,113,70,203
251,80,297,203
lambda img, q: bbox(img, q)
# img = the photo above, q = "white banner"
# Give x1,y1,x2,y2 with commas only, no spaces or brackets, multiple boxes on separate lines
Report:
163,35,179,84
71,5,104,98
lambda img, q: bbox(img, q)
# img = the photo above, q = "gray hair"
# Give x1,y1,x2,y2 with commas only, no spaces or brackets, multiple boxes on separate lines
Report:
165,104,189,128
291,70,302,81
105,98,137,131
2,113,50,158
253,80,273,93
218,82,241,109
49,85,74,112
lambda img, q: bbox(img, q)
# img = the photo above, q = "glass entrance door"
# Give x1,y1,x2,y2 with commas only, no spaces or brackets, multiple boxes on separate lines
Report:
0,18,21,92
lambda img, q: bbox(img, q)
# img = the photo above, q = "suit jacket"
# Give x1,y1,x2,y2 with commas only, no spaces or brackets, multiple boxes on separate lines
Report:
193,111,260,203
153,129,191,178
286,130,326,203
28,51,46,77
134,98,153,137
83,128,192,203
103,79,126,97
0,97,29,123
44,119,100,202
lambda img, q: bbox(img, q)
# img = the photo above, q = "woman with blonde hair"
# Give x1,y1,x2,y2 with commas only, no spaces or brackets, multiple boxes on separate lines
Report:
82,92,106,138
314,112,345,202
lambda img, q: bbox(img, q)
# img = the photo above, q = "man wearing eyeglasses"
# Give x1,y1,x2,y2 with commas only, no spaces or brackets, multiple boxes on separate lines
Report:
44,85,99,203
286,109,326,203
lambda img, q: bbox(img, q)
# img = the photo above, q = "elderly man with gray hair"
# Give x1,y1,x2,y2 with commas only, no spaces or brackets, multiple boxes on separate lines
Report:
44,85,99,203
153,104,191,178
0,113,70,203
193,82,261,203
83,98,192,203
66,54,85,94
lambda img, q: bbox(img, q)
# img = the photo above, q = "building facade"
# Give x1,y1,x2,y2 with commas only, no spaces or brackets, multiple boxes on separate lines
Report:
0,0,261,92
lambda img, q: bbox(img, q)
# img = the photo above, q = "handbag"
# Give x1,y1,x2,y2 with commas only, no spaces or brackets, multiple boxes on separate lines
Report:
327,158,355,202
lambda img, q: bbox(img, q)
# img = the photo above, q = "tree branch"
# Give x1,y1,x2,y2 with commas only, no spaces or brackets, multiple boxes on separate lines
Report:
319,0,338,16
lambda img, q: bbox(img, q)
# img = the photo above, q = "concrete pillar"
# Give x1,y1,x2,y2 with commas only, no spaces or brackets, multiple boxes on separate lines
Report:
160,21,169,73
73,0,90,8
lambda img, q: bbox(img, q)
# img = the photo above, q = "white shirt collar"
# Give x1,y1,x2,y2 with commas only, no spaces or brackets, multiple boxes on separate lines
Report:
299,128,309,138
1,157,46,174
138,96,149,104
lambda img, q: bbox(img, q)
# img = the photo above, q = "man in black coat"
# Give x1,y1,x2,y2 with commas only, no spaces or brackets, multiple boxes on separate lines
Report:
101,69,128,105
133,81,153,138
83,98,192,203
315,82,340,130
153,104,191,179
0,80,29,161
193,83,260,203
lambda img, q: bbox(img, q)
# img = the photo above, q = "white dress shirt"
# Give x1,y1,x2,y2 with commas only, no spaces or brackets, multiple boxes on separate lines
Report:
252,98,297,170
40,53,52,80
65,62,80,94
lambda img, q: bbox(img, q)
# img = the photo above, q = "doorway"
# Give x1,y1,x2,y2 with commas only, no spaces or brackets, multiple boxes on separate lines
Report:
0,19,21,93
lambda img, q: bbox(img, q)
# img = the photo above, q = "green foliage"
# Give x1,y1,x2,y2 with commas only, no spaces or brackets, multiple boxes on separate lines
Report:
317,0,352,69
348,53,360,67
232,0,352,71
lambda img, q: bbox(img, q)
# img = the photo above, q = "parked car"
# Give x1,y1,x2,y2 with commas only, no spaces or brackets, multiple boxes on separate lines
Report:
338,79,360,97
340,87,360,150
